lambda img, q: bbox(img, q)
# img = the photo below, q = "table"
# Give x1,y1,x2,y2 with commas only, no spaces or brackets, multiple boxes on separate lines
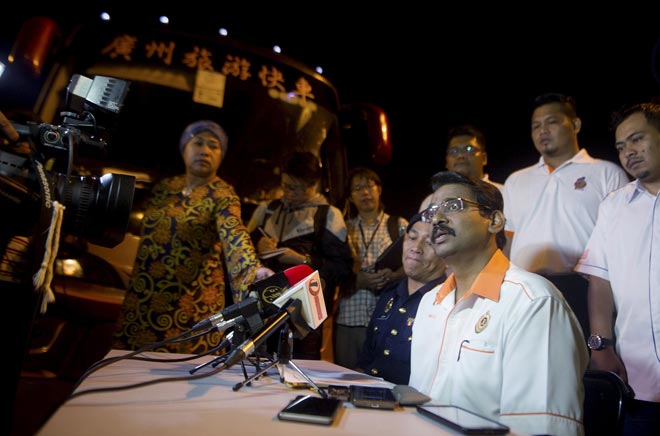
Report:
37,350,521,435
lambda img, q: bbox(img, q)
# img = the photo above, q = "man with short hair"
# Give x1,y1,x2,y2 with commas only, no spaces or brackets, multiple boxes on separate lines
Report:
356,213,446,384
248,151,353,359
420,124,503,211
503,93,629,338
575,102,660,436
410,171,588,436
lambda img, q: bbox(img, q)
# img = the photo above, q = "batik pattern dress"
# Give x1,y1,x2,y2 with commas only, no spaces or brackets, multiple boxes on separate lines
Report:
113,174,263,354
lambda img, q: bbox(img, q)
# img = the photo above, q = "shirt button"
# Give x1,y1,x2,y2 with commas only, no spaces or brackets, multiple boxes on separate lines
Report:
407,336,412,342
374,326,379,331
370,368,379,375
398,307,406,314
383,349,390,356
390,329,398,335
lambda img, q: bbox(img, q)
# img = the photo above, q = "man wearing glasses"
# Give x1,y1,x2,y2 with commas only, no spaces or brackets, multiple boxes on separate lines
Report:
420,124,503,211
409,171,588,436
247,151,353,360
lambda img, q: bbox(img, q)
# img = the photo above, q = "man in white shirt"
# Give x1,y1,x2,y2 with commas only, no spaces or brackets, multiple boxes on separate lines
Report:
575,102,660,436
420,124,503,211
503,93,629,339
411,170,588,436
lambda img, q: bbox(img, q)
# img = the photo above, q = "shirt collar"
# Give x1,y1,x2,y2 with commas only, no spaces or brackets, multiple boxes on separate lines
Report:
537,148,592,169
357,210,385,227
433,250,509,305
627,179,655,203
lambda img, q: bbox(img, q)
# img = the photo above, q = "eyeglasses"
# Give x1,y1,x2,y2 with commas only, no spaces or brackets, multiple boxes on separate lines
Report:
446,145,481,157
421,198,488,222
351,183,378,193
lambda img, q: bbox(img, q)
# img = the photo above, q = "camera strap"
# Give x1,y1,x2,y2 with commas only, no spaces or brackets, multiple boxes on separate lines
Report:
30,158,64,313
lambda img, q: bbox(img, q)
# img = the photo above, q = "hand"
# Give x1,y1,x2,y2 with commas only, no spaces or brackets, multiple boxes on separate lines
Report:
277,248,306,266
357,270,389,291
256,235,278,253
0,111,19,144
589,347,628,383
0,111,31,154
255,266,275,280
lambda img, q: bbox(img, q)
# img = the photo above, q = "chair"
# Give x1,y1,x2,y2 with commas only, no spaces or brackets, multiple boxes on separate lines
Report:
583,369,634,436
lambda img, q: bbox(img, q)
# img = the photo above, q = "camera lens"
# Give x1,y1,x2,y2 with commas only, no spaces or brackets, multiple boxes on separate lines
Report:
53,172,135,247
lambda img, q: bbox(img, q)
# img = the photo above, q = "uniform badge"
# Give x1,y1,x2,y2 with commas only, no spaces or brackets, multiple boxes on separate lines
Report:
384,297,394,313
574,177,587,190
475,311,491,333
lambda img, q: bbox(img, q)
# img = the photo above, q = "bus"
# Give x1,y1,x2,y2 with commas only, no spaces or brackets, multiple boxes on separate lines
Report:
2,13,391,376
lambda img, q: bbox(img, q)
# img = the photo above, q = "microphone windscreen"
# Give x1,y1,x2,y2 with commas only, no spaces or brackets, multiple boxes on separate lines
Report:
283,264,314,286
248,265,313,311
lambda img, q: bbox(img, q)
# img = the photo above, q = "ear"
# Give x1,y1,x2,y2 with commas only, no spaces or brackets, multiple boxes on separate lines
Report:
488,210,505,234
572,117,582,133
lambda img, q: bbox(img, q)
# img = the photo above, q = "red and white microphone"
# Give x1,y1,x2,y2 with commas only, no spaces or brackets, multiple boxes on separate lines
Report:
271,266,326,329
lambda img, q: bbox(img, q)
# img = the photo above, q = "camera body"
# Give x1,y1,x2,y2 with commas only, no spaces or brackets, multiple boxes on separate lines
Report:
0,74,135,248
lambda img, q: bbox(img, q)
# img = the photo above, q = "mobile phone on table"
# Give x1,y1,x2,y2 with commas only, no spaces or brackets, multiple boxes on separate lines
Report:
277,394,343,425
416,404,510,435
350,385,398,410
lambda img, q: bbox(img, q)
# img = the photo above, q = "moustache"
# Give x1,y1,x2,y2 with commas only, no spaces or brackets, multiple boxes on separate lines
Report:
431,223,456,241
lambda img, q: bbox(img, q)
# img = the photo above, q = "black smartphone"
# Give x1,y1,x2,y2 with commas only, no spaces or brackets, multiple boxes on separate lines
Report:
350,385,398,410
416,405,510,435
277,395,343,425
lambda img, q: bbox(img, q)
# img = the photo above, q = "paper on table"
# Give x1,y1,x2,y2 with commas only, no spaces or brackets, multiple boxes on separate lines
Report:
278,359,395,389
258,248,288,259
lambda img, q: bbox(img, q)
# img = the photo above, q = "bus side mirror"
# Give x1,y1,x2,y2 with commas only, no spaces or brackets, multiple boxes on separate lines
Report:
340,103,392,167
9,16,60,77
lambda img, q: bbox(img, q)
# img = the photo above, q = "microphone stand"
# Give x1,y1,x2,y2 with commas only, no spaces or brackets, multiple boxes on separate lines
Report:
232,323,327,398
189,320,275,376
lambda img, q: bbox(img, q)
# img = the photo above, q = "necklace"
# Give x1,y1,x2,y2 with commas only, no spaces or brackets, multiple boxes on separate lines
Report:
358,213,384,256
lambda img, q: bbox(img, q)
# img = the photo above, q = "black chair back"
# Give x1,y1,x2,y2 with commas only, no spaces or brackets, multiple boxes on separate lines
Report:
583,369,634,436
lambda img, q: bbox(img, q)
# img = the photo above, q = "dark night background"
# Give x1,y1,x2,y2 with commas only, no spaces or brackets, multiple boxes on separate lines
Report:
3,4,660,218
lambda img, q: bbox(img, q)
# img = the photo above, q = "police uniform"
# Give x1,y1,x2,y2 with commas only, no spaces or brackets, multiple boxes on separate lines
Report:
356,275,445,385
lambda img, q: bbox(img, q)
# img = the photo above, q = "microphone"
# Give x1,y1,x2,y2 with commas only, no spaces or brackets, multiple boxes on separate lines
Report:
190,297,262,333
248,264,313,312
272,268,326,329
223,299,303,369
221,267,328,369
277,325,293,382
191,265,313,334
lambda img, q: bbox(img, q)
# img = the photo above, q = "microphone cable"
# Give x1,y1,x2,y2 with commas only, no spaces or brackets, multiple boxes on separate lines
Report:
71,323,223,393
67,354,235,401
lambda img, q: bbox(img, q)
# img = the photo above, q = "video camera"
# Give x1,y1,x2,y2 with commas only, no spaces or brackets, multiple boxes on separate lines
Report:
0,74,135,248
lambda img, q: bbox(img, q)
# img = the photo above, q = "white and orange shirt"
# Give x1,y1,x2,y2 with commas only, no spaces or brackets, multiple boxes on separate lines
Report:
410,250,589,436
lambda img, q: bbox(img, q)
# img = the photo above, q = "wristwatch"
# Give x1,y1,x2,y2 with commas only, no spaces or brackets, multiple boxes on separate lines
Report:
587,334,613,351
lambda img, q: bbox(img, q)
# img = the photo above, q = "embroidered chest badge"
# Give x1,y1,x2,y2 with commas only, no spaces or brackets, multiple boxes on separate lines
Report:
574,177,587,190
475,311,491,333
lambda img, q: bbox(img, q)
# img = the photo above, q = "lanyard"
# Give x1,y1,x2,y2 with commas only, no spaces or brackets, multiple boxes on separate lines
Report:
358,213,384,258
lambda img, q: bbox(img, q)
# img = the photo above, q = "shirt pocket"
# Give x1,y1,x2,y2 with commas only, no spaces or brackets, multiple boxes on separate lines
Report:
456,338,496,365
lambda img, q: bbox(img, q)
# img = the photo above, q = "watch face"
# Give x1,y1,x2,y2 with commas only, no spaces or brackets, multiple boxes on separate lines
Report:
588,335,602,350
